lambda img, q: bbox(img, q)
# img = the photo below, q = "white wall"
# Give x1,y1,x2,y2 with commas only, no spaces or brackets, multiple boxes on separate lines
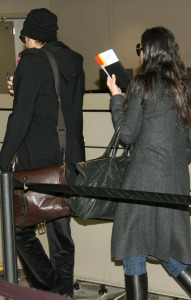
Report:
50,0,191,90
1,0,191,90
0,0,50,14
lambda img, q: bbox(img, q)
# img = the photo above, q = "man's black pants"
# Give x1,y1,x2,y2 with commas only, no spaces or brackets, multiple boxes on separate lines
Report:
15,215,74,295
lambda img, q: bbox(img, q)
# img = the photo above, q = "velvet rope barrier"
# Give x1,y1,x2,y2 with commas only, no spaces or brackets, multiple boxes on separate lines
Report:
0,280,70,300
22,182,191,207
0,177,190,300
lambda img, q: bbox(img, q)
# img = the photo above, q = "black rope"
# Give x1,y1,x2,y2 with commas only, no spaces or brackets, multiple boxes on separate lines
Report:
19,182,191,207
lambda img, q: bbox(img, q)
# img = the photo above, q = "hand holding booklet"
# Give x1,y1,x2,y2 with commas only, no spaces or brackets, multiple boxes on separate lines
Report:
95,49,131,88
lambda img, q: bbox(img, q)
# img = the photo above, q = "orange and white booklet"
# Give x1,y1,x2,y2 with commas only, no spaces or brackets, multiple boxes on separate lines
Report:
95,49,130,88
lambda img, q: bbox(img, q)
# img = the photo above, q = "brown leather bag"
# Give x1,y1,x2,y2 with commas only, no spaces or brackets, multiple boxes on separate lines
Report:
13,164,71,229
12,48,71,230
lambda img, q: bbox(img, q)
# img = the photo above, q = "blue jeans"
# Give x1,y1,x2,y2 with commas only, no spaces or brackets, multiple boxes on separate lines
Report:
123,255,188,277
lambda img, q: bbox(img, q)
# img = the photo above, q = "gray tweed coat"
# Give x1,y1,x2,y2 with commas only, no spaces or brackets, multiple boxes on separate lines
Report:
110,85,191,264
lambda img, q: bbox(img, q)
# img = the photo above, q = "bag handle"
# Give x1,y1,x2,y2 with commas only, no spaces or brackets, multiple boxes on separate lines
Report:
102,127,127,159
102,127,120,157
111,128,121,158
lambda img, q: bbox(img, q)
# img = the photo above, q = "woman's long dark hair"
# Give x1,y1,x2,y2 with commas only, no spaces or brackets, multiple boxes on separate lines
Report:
128,26,191,128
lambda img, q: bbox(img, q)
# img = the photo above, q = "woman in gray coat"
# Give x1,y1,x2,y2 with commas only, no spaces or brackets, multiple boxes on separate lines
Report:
107,27,191,299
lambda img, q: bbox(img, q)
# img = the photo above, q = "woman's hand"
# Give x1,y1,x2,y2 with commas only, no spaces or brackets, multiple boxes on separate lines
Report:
107,74,122,96
7,76,14,94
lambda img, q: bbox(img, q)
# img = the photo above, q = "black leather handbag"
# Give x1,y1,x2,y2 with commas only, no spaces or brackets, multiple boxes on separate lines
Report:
68,128,131,218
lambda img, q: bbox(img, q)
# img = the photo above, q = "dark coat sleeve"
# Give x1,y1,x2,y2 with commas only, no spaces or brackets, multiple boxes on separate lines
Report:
110,88,144,145
0,55,41,171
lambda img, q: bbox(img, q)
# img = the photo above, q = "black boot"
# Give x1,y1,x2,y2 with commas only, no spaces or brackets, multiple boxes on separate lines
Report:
177,267,191,293
125,273,148,300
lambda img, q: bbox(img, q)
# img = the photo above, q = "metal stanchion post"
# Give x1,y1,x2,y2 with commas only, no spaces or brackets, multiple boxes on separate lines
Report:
1,172,18,289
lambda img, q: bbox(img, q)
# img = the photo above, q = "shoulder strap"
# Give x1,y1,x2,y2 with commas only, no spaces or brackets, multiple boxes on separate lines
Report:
41,47,66,162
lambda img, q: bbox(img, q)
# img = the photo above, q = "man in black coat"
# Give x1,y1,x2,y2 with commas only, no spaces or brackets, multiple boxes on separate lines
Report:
0,8,85,296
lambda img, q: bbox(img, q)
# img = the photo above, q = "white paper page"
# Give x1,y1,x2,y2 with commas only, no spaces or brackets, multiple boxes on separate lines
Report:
99,49,119,65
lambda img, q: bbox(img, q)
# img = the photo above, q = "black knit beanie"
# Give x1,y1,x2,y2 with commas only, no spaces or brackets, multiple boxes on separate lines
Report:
20,8,58,41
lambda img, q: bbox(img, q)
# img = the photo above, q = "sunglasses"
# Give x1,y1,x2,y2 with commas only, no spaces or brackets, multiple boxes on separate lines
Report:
136,43,143,56
19,36,26,43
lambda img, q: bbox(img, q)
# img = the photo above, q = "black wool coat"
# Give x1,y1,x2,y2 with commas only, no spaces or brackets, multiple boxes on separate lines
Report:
0,41,85,184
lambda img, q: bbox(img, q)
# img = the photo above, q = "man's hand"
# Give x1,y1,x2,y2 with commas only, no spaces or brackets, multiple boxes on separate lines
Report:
7,76,14,94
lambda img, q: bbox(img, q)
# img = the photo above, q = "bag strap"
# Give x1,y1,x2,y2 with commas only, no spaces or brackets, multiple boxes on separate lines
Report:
103,126,129,159
102,127,120,158
41,47,66,162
